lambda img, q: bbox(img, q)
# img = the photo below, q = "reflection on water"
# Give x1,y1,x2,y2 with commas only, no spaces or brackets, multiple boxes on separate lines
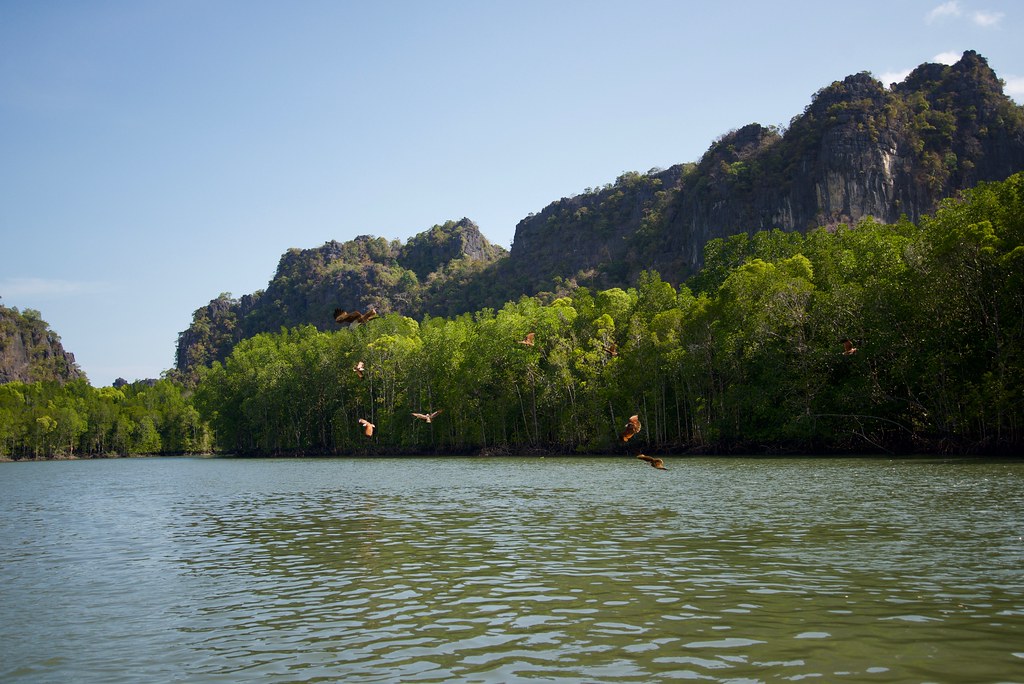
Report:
2,456,1023,682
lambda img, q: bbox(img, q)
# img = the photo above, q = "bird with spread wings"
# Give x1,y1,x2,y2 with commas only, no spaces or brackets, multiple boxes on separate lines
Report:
620,414,641,442
335,308,378,327
636,453,667,470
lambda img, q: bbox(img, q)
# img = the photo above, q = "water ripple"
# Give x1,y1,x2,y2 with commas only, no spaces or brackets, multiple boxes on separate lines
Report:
2,456,1023,682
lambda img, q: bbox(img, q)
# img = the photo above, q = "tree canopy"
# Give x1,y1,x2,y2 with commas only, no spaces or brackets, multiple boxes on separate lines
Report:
4,173,1023,459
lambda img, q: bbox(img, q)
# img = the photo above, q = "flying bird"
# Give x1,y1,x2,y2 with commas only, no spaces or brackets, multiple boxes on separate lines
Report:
335,308,378,326
353,360,365,379
637,453,667,470
603,342,618,357
620,414,641,442
358,418,375,437
842,338,858,355
517,332,535,347
412,409,443,423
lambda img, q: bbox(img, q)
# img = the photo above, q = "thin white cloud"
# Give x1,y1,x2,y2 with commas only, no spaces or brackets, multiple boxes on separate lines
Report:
971,10,1004,26
927,1,962,22
0,277,109,299
927,1,1003,27
933,51,962,65
879,51,962,90
1004,76,1024,102
878,69,913,86
882,55,1021,102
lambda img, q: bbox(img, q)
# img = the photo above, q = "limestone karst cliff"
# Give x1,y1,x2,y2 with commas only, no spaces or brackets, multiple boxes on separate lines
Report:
505,50,1024,291
174,219,506,377
175,51,1024,377
0,305,85,384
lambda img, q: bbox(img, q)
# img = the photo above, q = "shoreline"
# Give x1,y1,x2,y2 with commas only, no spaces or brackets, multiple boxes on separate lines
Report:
5,443,1023,463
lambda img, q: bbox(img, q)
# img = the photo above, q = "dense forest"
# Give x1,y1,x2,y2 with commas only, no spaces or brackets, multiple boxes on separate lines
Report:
0,378,209,459
190,173,1024,456
6,172,1018,459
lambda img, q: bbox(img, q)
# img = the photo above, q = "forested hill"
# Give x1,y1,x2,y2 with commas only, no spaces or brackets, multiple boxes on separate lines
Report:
175,218,507,376
7,172,1023,459
175,50,1024,378
505,50,1024,294
0,305,85,384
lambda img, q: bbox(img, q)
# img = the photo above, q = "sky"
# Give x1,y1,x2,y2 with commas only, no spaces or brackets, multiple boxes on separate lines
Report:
2,0,1023,386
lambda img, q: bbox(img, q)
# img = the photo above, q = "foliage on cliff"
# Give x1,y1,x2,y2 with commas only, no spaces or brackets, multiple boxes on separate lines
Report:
8,172,1023,459
189,173,1024,456
506,50,1024,295
174,218,506,379
0,304,85,385
175,52,1023,378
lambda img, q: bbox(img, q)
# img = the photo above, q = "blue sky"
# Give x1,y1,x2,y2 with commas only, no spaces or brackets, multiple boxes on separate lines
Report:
2,0,1022,386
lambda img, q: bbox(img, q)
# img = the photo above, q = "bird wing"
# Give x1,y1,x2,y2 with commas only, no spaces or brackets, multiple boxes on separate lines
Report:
335,309,362,324
412,412,428,420
620,415,641,441
430,409,444,419
637,454,666,469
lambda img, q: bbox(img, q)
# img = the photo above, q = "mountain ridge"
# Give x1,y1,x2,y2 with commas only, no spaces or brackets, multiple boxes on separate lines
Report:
174,50,1024,379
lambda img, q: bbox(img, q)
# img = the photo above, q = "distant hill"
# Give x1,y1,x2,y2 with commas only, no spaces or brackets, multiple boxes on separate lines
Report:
504,50,1024,293
0,305,85,384
174,218,507,377
175,50,1024,378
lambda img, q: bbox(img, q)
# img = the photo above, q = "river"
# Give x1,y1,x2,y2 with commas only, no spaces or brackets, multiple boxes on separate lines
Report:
2,456,1022,683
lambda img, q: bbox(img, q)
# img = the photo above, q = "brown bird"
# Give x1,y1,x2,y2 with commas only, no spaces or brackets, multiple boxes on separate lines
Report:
603,342,618,357
334,308,378,326
412,409,443,423
637,453,667,470
517,332,535,347
620,414,641,442
842,338,858,355
358,418,375,437
353,360,365,379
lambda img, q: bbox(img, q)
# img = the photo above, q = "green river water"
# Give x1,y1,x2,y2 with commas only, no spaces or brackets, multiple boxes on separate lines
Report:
2,455,1022,683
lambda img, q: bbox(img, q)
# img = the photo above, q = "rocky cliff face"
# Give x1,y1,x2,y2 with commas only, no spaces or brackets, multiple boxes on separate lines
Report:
174,219,506,377
506,50,1024,289
401,218,504,279
176,51,1024,377
508,166,685,289
0,305,85,384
